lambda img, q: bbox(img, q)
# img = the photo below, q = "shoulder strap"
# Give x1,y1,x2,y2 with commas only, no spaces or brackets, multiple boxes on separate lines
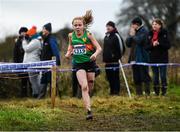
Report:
115,33,125,55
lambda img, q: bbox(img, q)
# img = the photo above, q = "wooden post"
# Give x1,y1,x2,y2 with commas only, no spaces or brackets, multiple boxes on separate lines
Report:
51,57,57,109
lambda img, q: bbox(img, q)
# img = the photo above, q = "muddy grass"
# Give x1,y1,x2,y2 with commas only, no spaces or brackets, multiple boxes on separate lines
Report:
0,86,180,131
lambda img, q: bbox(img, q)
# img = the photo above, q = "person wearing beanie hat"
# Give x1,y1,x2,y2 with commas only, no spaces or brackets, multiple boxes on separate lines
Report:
22,25,43,98
43,23,52,33
106,21,115,28
19,27,28,35
126,17,151,96
103,20,125,96
26,26,37,37
38,22,60,99
13,26,31,97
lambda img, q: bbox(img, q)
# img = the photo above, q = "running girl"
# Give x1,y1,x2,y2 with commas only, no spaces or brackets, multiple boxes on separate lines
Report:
65,10,102,120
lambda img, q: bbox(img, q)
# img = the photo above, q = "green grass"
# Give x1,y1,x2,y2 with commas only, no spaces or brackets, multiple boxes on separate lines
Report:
0,85,180,131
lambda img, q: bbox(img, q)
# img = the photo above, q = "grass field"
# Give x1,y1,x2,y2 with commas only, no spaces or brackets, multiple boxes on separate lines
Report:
0,85,180,131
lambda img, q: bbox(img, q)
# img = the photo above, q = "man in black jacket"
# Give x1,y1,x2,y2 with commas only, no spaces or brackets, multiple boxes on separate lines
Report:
13,27,31,97
38,23,61,99
103,21,125,95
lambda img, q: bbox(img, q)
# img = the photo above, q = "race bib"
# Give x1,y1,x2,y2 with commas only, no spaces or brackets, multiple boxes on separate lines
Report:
73,45,86,55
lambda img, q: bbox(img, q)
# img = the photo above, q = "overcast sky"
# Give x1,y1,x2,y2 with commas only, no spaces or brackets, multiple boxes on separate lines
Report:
0,0,122,40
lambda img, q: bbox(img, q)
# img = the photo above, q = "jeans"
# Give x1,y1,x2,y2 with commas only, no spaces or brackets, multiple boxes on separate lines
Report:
28,72,42,96
152,66,167,86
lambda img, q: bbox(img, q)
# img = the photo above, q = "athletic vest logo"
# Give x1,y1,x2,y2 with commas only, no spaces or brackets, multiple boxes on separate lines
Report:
82,37,87,43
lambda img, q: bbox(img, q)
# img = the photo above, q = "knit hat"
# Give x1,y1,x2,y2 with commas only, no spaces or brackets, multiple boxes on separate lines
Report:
106,21,115,28
43,23,52,33
131,17,142,25
26,26,37,36
18,27,28,34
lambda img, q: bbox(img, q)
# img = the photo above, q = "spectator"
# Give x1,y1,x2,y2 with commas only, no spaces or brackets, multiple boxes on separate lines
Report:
103,21,125,95
22,26,42,98
146,18,171,96
13,27,31,97
126,17,151,96
38,23,60,99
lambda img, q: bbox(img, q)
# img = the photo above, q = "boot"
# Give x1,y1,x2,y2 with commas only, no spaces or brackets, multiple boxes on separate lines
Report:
161,85,167,96
153,85,160,96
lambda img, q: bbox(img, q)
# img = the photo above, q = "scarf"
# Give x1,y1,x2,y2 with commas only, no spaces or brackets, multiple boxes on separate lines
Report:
152,30,159,44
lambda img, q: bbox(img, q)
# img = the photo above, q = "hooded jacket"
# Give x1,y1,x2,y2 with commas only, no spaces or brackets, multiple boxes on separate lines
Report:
22,34,42,63
103,30,125,63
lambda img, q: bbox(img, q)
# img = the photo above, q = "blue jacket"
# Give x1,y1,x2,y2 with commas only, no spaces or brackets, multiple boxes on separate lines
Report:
126,26,149,63
41,34,60,66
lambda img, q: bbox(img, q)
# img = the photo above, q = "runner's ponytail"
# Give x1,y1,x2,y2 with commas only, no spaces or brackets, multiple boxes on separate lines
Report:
83,10,93,28
72,10,93,29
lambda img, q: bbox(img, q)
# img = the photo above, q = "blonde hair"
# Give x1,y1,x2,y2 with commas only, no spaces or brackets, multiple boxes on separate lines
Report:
72,10,93,28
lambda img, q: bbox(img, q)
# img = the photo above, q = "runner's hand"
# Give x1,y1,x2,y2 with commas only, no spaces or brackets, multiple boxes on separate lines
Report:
90,53,97,61
65,52,71,59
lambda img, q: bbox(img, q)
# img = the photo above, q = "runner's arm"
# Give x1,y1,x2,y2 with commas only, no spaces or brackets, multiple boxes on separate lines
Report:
65,33,73,58
88,33,102,60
